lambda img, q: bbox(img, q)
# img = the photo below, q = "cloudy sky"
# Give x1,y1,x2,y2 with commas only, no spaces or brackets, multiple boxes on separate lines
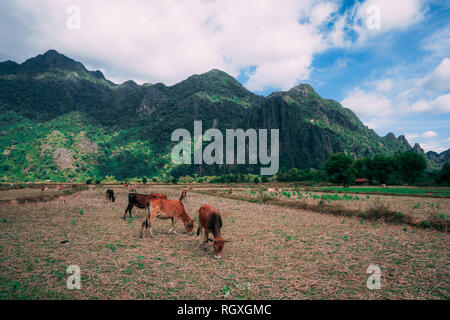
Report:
0,0,449,153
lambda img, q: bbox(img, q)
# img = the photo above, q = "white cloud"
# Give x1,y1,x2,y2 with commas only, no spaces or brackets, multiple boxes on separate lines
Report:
326,14,350,47
310,1,338,27
0,0,347,91
407,130,438,141
421,57,450,92
0,0,430,92
405,132,449,153
353,0,425,41
405,133,419,142
419,142,448,153
410,93,450,114
375,79,393,92
341,88,394,118
422,130,438,138
422,23,450,57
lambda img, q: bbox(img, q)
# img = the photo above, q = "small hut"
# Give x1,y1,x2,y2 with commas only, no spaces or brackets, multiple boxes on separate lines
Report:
354,178,369,185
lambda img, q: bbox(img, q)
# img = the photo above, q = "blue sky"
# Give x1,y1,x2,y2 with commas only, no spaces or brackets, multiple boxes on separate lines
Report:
0,0,449,152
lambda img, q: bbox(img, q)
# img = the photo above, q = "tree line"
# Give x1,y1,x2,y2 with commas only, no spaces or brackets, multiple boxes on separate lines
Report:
85,151,449,186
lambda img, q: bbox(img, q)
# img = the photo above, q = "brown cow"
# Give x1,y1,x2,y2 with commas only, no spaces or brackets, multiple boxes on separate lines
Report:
197,204,230,259
124,193,168,219
128,184,137,193
139,198,194,238
179,190,187,202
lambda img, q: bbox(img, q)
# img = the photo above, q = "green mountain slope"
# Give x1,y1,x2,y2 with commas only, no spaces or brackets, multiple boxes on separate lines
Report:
0,50,439,182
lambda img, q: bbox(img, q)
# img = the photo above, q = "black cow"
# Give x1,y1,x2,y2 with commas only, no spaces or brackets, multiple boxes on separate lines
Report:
106,189,115,202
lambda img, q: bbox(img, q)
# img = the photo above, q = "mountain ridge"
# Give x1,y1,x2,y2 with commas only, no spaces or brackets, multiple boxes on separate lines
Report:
0,50,447,181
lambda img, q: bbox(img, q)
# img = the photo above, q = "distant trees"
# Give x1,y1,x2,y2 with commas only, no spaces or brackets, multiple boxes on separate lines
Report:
435,163,450,186
324,153,355,184
396,151,427,184
350,151,428,185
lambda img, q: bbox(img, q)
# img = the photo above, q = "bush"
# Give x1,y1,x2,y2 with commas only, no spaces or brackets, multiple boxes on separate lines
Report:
178,175,195,183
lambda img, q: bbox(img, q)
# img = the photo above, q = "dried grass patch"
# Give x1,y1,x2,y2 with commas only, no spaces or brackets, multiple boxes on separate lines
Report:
0,186,448,300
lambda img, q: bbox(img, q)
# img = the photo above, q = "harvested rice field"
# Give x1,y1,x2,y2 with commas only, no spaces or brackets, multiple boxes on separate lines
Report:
0,185,448,300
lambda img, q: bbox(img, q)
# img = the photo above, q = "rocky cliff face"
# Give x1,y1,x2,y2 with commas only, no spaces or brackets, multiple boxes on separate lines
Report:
0,50,442,180
426,149,450,169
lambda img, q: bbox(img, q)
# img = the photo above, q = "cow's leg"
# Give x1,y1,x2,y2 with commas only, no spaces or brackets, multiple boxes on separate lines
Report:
202,230,209,251
140,220,146,238
169,216,178,234
147,209,157,238
141,204,157,238
197,226,205,248
140,205,151,238
123,203,133,219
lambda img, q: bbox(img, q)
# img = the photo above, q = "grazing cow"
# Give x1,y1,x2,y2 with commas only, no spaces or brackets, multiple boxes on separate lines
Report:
124,193,168,219
106,189,115,202
139,198,194,238
179,190,187,202
127,184,137,193
57,196,66,204
197,204,230,259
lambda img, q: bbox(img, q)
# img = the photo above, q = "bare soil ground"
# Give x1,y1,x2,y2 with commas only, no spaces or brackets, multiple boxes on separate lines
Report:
0,188,60,201
206,186,450,223
0,185,448,299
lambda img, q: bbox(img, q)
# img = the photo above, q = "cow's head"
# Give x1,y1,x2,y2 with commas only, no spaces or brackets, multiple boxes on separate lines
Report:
209,237,231,259
183,218,194,235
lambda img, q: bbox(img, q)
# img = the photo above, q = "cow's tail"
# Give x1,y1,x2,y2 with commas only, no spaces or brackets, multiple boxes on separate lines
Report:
144,201,151,229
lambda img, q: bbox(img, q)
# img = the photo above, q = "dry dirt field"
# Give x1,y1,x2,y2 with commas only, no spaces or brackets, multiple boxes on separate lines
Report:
0,185,448,300
203,186,450,224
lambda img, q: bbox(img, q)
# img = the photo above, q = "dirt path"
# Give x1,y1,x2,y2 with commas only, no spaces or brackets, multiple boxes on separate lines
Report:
0,186,448,299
